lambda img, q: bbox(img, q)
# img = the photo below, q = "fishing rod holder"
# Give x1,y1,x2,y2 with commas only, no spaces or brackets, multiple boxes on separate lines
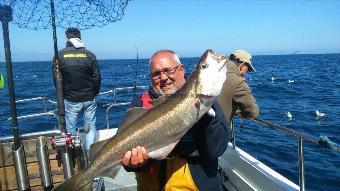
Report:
50,133,81,150
12,144,30,191
36,136,53,190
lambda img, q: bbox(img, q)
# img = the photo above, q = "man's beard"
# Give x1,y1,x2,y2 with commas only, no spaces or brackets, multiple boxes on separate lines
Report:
154,83,179,97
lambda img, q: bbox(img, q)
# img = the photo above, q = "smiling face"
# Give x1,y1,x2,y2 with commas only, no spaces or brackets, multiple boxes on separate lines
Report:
149,50,185,97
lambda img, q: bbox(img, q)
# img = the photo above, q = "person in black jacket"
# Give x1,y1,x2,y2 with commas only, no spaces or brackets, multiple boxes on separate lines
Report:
58,27,101,154
121,50,230,191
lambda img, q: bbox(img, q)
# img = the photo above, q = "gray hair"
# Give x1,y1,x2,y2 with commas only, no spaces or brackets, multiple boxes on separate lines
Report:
149,50,181,67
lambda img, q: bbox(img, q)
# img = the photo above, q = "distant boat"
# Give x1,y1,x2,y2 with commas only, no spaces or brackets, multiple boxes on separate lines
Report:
271,76,277,81
292,51,300,55
288,80,295,83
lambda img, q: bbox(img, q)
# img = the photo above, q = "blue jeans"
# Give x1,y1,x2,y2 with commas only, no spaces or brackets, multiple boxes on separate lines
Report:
65,99,97,153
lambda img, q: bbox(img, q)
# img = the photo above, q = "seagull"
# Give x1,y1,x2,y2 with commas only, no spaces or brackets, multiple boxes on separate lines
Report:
286,112,293,118
316,111,326,118
271,76,276,81
288,80,294,83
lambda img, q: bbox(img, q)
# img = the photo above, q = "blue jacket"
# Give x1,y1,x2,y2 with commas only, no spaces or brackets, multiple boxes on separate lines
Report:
127,88,231,191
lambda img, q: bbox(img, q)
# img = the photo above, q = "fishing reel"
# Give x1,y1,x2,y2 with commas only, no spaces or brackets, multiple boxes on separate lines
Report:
51,133,88,170
50,133,81,149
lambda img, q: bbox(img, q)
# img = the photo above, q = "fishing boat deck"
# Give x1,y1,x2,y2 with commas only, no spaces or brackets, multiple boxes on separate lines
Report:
0,128,300,191
0,139,65,190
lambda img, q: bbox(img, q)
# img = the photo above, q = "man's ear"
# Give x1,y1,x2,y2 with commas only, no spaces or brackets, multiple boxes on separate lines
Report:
179,64,185,72
237,64,243,72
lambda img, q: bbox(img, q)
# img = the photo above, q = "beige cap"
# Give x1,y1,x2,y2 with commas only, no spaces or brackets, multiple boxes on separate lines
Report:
231,49,255,72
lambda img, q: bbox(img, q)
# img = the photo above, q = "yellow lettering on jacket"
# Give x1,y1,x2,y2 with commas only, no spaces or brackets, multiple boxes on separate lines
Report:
63,53,87,58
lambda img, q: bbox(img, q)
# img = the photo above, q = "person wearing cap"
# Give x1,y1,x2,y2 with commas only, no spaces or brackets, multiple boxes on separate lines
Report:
217,49,259,124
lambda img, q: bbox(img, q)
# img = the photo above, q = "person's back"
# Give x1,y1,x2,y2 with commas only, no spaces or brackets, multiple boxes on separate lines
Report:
58,31,100,102
58,27,101,154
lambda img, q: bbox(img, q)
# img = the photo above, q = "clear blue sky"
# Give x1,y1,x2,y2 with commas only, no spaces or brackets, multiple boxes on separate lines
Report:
1,0,339,61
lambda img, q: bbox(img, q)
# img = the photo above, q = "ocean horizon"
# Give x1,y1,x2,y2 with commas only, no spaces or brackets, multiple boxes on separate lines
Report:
1,52,340,63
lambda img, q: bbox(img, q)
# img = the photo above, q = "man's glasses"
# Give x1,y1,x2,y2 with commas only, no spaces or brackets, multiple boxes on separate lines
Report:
151,65,181,80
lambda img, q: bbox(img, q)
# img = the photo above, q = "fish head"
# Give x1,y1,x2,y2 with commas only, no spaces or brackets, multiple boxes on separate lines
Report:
194,49,227,98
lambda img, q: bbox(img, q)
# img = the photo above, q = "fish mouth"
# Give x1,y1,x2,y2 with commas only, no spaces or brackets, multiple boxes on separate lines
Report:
197,94,214,99
218,58,227,71
207,50,228,72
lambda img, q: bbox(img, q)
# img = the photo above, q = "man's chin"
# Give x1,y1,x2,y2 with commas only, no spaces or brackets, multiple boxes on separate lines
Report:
161,86,173,92
155,86,178,96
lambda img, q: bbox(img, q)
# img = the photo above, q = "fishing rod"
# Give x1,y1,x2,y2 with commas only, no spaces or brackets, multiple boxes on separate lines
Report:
0,4,31,191
133,45,139,94
252,117,340,152
50,0,66,134
49,0,74,180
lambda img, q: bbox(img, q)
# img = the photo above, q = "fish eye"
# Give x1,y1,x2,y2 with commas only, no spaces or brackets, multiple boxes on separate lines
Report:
201,63,208,69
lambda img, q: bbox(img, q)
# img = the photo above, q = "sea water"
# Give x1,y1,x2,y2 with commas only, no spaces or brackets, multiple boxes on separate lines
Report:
0,53,339,191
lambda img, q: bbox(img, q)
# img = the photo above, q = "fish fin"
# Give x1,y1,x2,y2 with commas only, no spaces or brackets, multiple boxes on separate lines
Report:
98,165,121,179
148,140,179,160
119,107,149,132
89,139,109,163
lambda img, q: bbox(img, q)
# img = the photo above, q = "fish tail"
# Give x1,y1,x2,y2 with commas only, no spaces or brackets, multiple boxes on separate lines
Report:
52,170,93,191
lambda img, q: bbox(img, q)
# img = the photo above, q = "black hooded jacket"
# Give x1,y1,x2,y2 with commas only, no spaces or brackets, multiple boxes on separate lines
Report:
58,42,101,102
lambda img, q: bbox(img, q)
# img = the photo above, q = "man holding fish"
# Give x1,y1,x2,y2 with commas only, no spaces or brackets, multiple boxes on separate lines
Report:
52,49,229,191
122,50,231,191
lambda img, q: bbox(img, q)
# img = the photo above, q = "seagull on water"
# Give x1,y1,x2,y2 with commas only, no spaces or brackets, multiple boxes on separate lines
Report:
288,79,294,83
286,112,293,118
316,111,326,118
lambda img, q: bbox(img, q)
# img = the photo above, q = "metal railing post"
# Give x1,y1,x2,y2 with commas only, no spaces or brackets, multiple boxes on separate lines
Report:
230,120,236,149
298,137,305,191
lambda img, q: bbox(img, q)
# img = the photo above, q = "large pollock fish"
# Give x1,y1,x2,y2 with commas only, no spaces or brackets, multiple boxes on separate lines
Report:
52,49,228,191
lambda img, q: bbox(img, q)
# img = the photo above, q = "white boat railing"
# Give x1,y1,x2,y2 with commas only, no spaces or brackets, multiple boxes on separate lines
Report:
231,116,340,191
6,96,58,121
0,129,61,142
1,85,148,142
99,85,148,129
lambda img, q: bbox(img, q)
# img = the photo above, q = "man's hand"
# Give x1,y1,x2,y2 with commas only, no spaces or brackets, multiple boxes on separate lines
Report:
235,110,244,118
121,146,149,168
